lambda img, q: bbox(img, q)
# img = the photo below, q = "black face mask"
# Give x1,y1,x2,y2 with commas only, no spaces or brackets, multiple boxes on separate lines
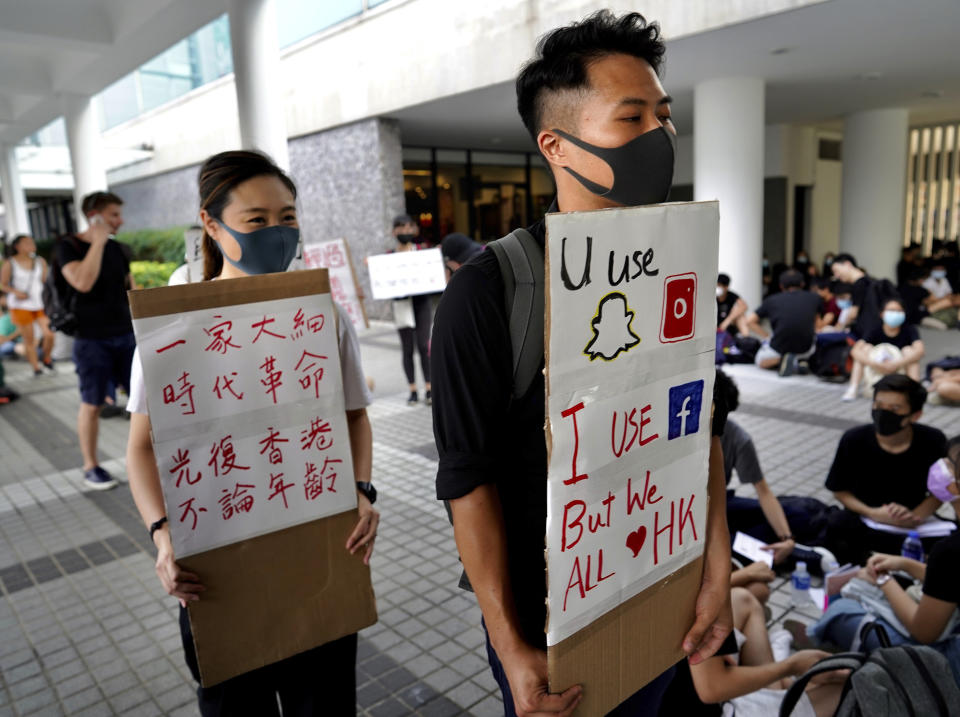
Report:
872,408,909,436
552,126,675,207
396,233,418,244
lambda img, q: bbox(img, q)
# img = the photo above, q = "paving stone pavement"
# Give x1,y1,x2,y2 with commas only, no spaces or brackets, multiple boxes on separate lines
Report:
0,321,958,716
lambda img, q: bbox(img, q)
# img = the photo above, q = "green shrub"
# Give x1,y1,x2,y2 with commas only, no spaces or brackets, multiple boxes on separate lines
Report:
116,226,188,264
131,260,179,289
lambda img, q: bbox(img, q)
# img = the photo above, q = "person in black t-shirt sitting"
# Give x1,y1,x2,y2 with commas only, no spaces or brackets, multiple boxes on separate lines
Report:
824,374,947,565
843,298,924,401
57,191,135,490
811,436,960,682
716,273,748,337
746,269,822,376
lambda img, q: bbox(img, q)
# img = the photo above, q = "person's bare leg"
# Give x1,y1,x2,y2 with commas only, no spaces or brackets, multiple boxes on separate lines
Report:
735,315,750,336
39,319,54,363
745,580,771,604
900,345,922,381
78,403,100,471
845,359,864,396
807,682,844,717
935,379,960,402
759,357,781,369
733,588,776,669
20,324,39,371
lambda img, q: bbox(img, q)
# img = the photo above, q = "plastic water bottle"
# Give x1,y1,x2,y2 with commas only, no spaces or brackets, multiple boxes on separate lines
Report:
901,531,924,562
791,561,811,606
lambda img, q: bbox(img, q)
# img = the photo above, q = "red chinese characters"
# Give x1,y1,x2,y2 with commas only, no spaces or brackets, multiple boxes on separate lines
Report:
218,483,255,520
321,243,346,269
291,308,325,341
204,316,242,354
268,472,295,509
304,457,342,500
294,350,327,398
170,448,202,487
300,416,333,451
208,435,250,477
212,372,244,401
251,315,286,343
162,371,196,416
260,355,283,403
178,497,207,530
259,427,289,465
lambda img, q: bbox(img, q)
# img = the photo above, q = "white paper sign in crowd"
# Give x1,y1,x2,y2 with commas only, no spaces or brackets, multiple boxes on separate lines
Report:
133,293,357,559
545,202,720,646
367,247,446,300
302,239,368,332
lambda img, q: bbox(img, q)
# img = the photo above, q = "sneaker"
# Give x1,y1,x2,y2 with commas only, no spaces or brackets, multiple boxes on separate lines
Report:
84,466,118,490
778,352,797,377
424,390,432,407
42,360,56,373
407,391,418,406
927,390,944,406
0,386,19,403
33,368,43,378
841,385,858,402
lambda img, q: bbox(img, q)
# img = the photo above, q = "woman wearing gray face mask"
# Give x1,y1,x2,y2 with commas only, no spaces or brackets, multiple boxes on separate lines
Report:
125,150,378,715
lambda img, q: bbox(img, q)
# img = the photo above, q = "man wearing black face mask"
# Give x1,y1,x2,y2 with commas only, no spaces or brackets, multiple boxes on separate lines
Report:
824,374,947,565
432,11,732,717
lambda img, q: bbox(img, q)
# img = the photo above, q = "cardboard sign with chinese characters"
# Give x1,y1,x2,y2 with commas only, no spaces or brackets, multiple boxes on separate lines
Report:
545,202,719,715
367,247,445,299
129,270,376,686
302,238,368,332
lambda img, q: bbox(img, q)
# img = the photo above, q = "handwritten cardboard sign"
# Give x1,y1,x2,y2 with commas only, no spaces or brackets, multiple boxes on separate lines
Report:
303,238,369,332
128,270,376,686
545,202,719,714
367,247,445,300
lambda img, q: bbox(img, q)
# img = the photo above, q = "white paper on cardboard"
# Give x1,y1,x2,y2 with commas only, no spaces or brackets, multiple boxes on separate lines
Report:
133,294,357,559
367,248,445,300
545,202,719,647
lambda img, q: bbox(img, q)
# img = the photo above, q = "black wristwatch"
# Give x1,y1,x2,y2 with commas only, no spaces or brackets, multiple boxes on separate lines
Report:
149,516,168,542
355,481,377,505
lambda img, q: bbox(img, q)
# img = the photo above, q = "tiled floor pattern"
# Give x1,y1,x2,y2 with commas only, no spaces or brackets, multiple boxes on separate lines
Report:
1,323,959,715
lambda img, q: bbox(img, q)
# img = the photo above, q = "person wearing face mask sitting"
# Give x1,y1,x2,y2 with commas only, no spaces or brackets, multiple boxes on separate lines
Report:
808,436,960,683
921,259,960,329
746,269,822,376
823,375,947,566
842,298,924,401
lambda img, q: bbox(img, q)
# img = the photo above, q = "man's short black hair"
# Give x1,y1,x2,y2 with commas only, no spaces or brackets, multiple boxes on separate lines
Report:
392,214,414,228
779,269,804,289
516,11,665,141
812,277,832,291
873,374,927,413
81,191,123,216
832,281,854,295
714,369,739,413
833,253,858,267
717,273,730,287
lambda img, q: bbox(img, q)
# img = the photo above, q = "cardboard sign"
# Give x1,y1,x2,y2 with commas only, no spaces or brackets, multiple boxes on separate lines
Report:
544,202,719,715
302,238,369,332
128,270,376,686
367,247,445,299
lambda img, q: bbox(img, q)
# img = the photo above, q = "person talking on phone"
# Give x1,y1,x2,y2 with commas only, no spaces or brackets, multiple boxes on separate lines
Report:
57,191,135,490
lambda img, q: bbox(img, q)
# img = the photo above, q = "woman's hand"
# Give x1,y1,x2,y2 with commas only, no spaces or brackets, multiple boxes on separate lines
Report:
154,528,204,607
13,289,28,300
763,538,795,565
867,553,903,575
346,490,379,565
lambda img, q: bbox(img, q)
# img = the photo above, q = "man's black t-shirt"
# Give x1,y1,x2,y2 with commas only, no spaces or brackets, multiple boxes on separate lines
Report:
717,289,740,334
899,284,930,326
864,323,921,350
924,529,960,604
755,290,821,354
824,424,946,508
57,236,133,339
432,212,727,650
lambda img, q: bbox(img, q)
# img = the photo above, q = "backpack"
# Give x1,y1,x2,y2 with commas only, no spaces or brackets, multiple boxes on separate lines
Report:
779,623,960,717
488,228,544,399
42,236,80,336
811,334,855,379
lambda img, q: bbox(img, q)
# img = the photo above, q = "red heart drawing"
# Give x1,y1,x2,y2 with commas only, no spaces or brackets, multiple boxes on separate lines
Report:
626,526,647,557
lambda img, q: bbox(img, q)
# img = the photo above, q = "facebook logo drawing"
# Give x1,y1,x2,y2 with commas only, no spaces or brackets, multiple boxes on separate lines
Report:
668,380,704,440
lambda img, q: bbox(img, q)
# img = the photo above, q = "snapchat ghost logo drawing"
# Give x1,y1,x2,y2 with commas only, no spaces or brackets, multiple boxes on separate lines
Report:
583,292,641,361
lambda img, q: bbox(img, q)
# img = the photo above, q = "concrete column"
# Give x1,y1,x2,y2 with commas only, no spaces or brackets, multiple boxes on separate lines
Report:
0,145,30,238
839,108,909,280
64,94,108,231
228,0,290,170
694,76,765,309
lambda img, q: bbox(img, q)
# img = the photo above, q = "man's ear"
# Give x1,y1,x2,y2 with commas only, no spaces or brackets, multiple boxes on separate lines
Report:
910,409,923,424
538,130,568,170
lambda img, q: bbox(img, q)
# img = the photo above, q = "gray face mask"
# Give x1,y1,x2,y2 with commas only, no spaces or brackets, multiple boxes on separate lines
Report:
552,126,676,207
217,221,299,275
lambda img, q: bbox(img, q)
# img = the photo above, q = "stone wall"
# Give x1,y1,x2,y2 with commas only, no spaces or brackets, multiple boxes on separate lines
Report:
111,117,404,319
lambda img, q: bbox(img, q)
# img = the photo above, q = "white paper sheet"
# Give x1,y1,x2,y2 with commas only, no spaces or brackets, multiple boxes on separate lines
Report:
732,531,774,567
861,516,957,537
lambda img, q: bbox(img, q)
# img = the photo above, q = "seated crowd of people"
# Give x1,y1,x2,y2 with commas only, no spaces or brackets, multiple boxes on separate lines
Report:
658,368,960,715
716,239,960,407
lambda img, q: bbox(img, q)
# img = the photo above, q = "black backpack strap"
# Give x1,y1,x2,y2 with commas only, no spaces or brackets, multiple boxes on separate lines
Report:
901,646,950,716
779,653,865,717
859,621,892,649
489,228,544,399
